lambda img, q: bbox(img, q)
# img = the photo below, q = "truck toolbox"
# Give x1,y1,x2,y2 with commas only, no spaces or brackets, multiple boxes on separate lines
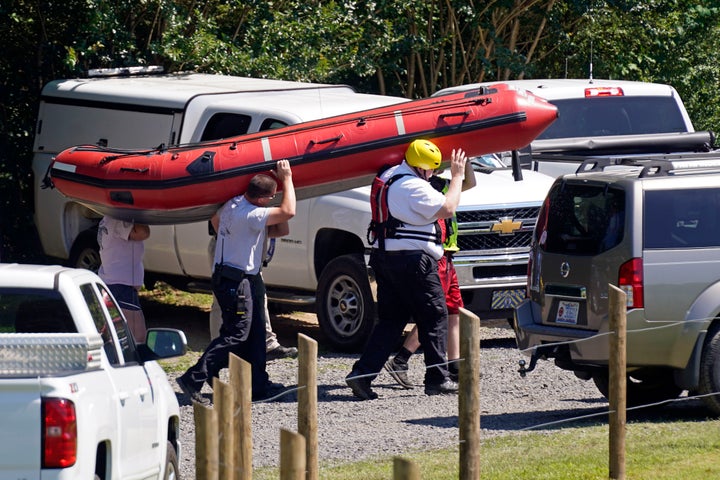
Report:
0,333,103,377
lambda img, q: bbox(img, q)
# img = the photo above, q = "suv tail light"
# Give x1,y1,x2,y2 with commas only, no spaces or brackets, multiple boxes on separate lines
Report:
42,398,77,468
618,258,643,309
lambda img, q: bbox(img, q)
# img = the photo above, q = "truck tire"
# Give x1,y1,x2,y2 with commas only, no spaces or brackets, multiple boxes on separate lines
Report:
316,254,376,352
68,230,101,273
698,323,720,415
164,441,180,480
591,368,681,407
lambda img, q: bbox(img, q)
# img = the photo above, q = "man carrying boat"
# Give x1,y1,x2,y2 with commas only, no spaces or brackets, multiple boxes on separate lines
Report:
178,159,296,404
346,139,467,400
384,158,476,387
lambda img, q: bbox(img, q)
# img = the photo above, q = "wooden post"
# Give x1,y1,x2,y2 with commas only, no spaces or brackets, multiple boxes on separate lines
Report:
393,457,420,480
213,378,235,480
194,402,219,480
608,284,627,480
280,429,306,480
458,307,481,480
229,353,253,480
297,333,318,480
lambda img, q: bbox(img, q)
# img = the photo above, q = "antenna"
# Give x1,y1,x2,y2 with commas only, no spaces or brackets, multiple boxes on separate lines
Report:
589,40,594,82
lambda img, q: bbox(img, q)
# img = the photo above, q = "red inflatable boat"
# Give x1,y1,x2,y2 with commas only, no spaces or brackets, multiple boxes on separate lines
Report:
48,83,557,224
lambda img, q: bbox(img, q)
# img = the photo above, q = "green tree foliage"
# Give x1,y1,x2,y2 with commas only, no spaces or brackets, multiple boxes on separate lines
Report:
534,0,720,130
1,0,719,260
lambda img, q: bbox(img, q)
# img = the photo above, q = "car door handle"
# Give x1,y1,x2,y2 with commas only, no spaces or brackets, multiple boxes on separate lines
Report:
135,387,150,402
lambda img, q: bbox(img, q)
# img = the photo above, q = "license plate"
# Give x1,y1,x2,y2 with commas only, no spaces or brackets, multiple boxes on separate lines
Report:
491,289,525,309
555,301,579,324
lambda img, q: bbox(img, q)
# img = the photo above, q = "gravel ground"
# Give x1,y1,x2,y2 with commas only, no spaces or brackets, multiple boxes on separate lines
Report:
168,319,619,477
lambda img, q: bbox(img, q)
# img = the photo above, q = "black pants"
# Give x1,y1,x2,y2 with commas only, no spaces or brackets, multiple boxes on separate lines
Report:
353,250,449,386
182,274,269,396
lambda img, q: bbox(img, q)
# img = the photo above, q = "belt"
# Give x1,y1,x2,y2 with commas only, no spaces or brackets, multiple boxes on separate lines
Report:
377,250,425,256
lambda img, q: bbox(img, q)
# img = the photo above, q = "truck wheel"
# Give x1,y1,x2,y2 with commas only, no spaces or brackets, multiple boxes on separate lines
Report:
316,254,376,352
698,324,720,415
591,368,681,407
68,230,101,272
164,441,179,480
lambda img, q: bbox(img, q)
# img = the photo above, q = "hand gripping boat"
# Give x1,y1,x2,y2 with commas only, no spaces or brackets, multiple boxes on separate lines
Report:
47,83,557,224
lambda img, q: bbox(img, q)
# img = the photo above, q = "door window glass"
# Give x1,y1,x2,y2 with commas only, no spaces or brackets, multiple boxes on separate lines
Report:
201,113,252,141
645,188,720,249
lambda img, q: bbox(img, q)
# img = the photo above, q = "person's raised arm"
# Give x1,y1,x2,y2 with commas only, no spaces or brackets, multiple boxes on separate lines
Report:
129,223,150,241
462,154,476,191
435,148,467,219
266,159,296,226
268,221,289,238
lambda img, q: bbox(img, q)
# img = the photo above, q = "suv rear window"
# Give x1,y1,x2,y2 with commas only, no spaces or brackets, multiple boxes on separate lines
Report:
541,182,625,255
538,96,688,140
644,188,720,249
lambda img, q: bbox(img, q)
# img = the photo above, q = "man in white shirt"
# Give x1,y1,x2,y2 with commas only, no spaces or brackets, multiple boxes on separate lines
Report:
346,139,467,400
97,216,150,341
178,160,296,404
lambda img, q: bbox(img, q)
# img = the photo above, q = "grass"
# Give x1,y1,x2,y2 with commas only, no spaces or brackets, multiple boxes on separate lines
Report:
141,281,214,310
253,420,720,479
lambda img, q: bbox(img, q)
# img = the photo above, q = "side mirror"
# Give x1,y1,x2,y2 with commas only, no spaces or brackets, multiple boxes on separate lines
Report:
141,328,188,360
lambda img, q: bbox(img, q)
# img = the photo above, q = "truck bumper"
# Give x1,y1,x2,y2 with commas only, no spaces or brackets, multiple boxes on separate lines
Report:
454,252,528,319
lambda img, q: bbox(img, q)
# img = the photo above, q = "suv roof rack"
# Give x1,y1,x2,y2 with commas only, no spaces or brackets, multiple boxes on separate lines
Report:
575,149,720,178
575,157,673,177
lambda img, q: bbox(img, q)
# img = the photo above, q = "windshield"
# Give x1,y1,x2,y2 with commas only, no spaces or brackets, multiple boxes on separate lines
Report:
537,96,688,140
539,183,625,255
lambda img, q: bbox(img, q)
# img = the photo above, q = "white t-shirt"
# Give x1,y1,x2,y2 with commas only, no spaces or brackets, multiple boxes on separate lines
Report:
97,217,145,287
213,195,269,275
382,161,446,259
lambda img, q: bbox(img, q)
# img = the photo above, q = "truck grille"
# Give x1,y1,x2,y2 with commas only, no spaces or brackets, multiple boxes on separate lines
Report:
456,206,540,252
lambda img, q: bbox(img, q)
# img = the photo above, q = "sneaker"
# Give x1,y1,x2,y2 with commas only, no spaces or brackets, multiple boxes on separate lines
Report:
266,345,299,361
345,371,378,400
425,378,459,396
384,357,414,389
448,363,459,383
177,375,211,406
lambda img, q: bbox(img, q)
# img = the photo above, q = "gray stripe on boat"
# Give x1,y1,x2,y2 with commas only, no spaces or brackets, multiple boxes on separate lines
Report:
394,111,406,135
262,137,272,161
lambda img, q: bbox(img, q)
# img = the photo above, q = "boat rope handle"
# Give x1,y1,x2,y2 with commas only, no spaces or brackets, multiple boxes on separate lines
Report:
309,134,344,145
439,110,471,119
119,167,149,173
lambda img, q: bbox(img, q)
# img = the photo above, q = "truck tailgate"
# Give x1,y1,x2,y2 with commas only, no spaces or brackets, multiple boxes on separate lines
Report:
0,379,42,479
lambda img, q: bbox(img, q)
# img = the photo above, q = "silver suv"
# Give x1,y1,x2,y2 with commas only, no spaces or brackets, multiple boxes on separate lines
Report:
514,155,720,413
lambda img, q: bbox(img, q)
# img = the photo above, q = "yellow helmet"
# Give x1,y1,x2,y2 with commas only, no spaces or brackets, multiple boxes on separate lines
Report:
405,139,442,170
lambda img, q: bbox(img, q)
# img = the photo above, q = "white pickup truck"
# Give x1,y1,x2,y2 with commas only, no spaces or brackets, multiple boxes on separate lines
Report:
435,78,698,177
0,263,187,479
33,71,554,350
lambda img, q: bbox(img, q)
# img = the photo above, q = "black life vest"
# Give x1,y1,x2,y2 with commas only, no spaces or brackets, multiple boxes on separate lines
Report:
367,170,442,251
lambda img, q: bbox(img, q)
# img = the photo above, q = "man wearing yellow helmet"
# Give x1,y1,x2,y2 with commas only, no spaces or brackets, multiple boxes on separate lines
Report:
384,157,476,388
346,139,467,400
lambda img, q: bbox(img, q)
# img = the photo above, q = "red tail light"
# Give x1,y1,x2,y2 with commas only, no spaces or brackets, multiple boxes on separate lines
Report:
42,398,77,468
618,258,643,309
585,86,624,97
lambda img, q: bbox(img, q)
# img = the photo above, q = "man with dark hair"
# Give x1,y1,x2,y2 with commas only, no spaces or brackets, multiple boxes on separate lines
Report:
177,160,296,404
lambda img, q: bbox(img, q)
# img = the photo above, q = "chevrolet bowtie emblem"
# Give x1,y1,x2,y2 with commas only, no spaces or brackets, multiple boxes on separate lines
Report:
491,217,522,235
